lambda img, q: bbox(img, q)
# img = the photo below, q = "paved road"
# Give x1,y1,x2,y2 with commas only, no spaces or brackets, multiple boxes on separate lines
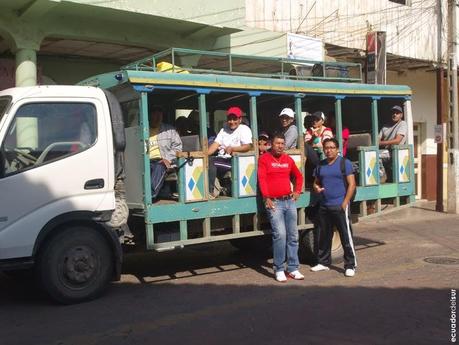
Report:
1,203,458,345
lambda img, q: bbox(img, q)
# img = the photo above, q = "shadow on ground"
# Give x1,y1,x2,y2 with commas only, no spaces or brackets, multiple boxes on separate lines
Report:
0,235,449,345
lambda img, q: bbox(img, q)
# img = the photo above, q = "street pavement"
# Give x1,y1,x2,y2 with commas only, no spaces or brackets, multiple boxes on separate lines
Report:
0,202,458,345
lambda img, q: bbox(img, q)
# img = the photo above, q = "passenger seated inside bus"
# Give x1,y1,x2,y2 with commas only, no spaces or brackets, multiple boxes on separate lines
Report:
207,106,253,198
148,105,182,201
188,110,216,145
258,131,271,155
304,112,333,187
278,107,297,149
175,116,194,137
304,111,333,160
327,113,350,157
378,105,407,182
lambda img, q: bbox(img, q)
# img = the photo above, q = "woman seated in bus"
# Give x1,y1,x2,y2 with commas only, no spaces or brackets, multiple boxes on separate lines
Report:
207,106,253,197
278,107,297,149
304,111,333,160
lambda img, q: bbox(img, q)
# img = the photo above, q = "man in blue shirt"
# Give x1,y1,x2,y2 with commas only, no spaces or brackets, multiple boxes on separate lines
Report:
311,138,357,277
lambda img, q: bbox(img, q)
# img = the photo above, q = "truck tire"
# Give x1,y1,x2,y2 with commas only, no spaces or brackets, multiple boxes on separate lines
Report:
299,228,344,265
36,225,113,304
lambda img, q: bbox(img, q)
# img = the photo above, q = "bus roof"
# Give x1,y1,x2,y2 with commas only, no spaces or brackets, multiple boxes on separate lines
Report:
80,69,411,97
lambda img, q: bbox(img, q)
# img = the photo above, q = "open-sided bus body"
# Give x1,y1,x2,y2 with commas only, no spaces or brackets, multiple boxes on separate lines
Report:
0,49,414,303
91,53,414,252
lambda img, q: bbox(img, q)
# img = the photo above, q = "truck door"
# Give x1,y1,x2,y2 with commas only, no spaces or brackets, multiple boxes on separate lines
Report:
0,98,114,259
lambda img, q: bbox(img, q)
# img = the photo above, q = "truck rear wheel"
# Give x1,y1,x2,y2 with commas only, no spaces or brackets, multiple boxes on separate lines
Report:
299,228,344,265
37,225,113,304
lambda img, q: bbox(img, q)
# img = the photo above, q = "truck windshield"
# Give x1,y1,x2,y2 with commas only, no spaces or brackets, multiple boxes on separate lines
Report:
0,97,11,122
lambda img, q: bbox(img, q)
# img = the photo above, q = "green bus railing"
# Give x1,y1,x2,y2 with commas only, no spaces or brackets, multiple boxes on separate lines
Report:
122,47,363,83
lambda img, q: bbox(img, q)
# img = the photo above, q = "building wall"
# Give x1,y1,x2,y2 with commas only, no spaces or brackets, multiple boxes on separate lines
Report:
38,56,120,85
389,69,437,155
70,0,246,29
389,69,438,200
245,0,447,63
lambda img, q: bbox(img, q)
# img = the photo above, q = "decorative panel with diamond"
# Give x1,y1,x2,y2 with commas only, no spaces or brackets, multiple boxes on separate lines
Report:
238,156,256,197
398,149,410,182
185,158,205,202
364,151,378,186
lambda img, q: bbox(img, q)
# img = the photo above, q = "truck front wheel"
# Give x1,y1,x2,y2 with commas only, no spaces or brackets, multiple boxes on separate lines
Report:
37,225,113,304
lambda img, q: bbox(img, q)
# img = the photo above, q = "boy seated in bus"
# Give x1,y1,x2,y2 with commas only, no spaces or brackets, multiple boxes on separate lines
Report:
258,131,271,155
304,112,333,187
207,106,253,197
304,111,334,160
378,105,407,182
148,106,182,201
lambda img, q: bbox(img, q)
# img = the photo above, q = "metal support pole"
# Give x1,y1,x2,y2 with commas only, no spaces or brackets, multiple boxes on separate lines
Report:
436,68,445,212
447,0,459,213
335,97,343,154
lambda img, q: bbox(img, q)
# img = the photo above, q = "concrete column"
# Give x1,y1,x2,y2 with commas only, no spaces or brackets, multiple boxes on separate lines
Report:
15,48,37,86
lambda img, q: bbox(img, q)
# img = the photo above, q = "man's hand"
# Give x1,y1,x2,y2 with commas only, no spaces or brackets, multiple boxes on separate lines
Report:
341,201,348,211
264,198,275,209
313,185,325,194
292,192,300,201
225,146,234,155
160,159,171,169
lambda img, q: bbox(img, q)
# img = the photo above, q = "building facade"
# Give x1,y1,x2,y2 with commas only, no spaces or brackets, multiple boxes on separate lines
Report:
0,0,457,208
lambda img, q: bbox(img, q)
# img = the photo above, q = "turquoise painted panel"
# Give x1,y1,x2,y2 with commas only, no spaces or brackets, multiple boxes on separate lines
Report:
354,186,381,201
148,192,314,224
398,183,414,196
379,183,401,198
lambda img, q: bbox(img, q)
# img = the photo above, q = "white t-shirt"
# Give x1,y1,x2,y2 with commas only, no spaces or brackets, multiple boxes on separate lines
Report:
215,124,253,158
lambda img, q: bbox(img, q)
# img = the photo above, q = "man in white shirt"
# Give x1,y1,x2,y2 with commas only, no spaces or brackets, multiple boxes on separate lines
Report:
207,106,253,197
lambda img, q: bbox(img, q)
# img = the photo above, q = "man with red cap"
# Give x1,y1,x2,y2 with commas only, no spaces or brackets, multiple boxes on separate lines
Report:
207,106,253,197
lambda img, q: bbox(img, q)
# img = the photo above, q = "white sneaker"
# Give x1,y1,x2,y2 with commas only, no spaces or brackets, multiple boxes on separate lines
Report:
275,271,287,282
345,268,355,277
287,270,305,280
310,264,330,272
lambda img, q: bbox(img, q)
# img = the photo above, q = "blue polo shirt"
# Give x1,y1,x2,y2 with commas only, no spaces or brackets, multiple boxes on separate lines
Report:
313,157,353,206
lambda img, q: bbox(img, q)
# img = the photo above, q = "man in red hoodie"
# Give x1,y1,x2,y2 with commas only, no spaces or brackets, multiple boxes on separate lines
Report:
258,132,304,282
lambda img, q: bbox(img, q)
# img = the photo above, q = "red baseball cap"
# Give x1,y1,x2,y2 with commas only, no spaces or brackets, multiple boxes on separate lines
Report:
227,106,243,118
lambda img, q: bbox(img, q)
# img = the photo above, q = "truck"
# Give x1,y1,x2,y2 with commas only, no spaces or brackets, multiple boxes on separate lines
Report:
0,48,415,304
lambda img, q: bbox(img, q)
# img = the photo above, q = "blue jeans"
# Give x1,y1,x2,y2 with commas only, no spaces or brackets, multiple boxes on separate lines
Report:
266,198,299,273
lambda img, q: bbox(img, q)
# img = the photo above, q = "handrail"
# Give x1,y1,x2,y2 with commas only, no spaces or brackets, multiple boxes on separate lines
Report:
121,47,363,83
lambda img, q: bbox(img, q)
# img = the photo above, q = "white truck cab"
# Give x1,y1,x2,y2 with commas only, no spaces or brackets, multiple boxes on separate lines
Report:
0,86,123,304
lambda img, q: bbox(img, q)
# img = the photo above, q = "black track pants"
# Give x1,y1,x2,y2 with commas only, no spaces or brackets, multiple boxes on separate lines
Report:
317,204,357,269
